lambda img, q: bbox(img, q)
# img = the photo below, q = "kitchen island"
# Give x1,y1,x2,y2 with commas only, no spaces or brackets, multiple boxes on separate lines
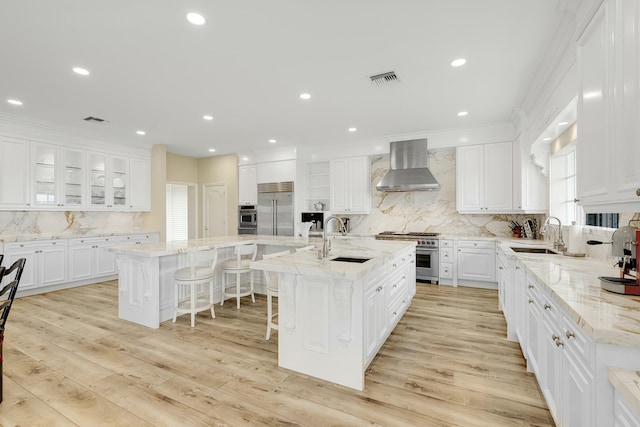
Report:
109,235,416,391
251,238,416,390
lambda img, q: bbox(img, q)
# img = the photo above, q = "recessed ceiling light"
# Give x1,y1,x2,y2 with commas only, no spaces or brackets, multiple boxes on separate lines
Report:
543,137,552,141
203,115,213,121
7,99,23,106
451,58,467,67
558,121,569,126
299,93,311,100
186,12,206,26
348,127,357,132
72,67,90,76
136,130,146,135
208,148,216,152
268,139,276,144
242,156,249,161
457,111,468,117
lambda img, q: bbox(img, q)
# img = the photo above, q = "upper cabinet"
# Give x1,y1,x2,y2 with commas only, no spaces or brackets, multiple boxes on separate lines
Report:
238,164,257,205
0,136,31,209
32,144,85,209
456,142,513,213
577,0,640,212
513,140,547,213
305,161,330,211
0,134,150,212
88,153,129,210
329,156,371,214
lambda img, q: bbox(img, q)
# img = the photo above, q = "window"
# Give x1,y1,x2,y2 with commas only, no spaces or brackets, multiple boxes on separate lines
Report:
549,143,579,225
166,183,188,241
585,213,619,228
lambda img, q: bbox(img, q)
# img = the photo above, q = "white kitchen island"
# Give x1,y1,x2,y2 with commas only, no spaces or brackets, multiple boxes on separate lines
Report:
251,239,416,391
110,235,416,391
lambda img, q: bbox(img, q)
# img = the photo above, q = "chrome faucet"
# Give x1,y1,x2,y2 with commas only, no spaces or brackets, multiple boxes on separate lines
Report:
322,216,347,258
541,216,566,252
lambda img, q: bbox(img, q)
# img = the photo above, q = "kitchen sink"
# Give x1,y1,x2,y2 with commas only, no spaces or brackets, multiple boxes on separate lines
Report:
330,256,371,263
510,247,559,255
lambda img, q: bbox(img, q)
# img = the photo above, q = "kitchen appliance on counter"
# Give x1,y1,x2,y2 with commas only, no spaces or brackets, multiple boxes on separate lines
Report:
375,231,439,283
238,205,257,235
257,182,294,236
589,226,639,295
301,212,325,237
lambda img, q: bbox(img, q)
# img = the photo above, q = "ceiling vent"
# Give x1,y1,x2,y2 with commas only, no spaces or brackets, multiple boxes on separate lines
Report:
83,116,107,123
369,71,399,86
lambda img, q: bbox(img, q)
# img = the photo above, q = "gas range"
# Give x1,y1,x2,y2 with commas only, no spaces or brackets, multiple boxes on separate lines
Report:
375,231,440,248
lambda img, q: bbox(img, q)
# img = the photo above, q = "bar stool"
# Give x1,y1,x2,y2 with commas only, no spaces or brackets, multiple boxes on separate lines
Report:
173,248,217,327
221,244,257,309
262,250,291,340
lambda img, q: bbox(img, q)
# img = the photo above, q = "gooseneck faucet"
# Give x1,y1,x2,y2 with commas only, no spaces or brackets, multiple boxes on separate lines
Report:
541,216,566,252
322,216,347,258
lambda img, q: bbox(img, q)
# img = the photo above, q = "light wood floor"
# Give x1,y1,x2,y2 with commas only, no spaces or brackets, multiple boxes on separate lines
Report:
0,281,554,427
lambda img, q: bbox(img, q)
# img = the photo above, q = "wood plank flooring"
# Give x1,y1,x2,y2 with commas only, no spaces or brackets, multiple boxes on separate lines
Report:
0,281,554,426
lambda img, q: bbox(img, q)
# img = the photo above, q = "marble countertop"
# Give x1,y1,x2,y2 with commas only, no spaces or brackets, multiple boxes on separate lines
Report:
497,240,640,348
250,238,415,280
0,230,159,243
609,367,640,417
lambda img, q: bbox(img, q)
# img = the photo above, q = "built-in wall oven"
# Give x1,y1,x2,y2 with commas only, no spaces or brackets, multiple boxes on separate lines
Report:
375,231,439,283
238,205,257,235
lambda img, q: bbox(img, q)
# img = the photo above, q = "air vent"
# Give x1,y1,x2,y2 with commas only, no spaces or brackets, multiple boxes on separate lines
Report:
369,71,399,86
83,116,107,123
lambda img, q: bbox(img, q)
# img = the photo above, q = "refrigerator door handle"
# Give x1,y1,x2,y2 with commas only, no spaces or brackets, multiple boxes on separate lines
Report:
274,199,278,235
272,199,276,234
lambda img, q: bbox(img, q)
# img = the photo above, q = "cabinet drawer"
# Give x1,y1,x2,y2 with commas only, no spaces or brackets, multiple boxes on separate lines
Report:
388,289,408,326
440,262,453,279
562,314,593,368
458,240,495,249
388,272,406,300
440,247,453,262
439,239,453,248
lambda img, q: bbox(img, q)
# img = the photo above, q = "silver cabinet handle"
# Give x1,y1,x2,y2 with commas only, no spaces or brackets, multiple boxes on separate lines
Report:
528,299,534,304
556,340,564,347
544,304,551,310
566,331,575,339
552,334,560,341
636,188,640,197
528,284,534,289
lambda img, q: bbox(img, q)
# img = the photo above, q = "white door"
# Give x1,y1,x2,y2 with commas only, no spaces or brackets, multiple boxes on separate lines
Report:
203,183,227,237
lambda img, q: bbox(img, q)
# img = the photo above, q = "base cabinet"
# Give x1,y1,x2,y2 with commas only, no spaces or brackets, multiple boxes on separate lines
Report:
4,240,67,291
457,240,496,286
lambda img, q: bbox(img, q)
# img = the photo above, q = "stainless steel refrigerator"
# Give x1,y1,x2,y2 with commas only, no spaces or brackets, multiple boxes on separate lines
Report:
257,182,294,236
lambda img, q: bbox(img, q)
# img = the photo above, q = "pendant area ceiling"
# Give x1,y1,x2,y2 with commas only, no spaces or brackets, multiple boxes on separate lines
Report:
0,0,565,158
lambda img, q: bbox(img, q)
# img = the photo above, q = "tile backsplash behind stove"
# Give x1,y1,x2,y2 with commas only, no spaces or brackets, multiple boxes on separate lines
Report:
346,149,544,238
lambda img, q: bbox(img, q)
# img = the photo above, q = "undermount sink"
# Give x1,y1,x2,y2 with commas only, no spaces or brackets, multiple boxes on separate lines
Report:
510,247,560,255
330,256,371,263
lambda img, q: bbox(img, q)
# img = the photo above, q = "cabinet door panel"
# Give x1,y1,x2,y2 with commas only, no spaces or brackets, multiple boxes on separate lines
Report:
40,244,67,286
129,157,150,210
348,157,370,212
5,248,37,290
68,243,94,281
577,4,611,203
484,142,512,211
457,248,496,282
330,159,348,212
0,137,31,208
96,243,118,276
456,145,484,211
562,349,593,427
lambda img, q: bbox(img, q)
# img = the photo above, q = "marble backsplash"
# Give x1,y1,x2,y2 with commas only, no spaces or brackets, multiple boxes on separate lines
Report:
0,211,144,239
347,149,545,238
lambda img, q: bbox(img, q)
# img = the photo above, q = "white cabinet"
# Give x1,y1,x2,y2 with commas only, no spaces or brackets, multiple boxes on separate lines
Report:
512,139,546,213
457,240,496,285
0,136,31,209
88,152,129,209
365,277,388,363
257,159,296,184
68,236,122,280
456,142,513,213
238,164,258,205
577,0,640,212
439,239,455,285
4,240,67,291
32,144,86,209
330,156,371,213
613,388,640,427
128,156,150,210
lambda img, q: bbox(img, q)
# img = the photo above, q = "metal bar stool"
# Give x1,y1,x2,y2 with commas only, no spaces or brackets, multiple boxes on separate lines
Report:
173,248,217,327
0,258,26,403
221,243,257,309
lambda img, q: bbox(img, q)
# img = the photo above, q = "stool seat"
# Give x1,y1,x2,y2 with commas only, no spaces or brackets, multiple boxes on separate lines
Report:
221,259,251,270
174,266,215,280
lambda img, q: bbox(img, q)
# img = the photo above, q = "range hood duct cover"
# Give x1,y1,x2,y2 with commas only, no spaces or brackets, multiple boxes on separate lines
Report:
376,139,440,192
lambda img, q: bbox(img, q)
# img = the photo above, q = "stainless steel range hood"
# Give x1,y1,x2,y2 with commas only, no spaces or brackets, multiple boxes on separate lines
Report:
376,139,440,191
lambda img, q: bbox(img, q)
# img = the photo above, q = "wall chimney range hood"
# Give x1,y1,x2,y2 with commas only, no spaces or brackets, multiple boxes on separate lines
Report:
376,139,440,192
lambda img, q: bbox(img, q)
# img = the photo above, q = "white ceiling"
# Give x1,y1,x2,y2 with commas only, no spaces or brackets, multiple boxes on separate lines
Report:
0,1,565,158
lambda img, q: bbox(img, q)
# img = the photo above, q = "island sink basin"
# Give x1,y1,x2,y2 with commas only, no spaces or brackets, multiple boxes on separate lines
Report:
330,256,371,263
510,247,559,255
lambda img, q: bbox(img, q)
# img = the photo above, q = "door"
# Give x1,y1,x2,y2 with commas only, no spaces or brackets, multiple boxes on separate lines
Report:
203,183,227,237
257,192,274,235
274,192,293,236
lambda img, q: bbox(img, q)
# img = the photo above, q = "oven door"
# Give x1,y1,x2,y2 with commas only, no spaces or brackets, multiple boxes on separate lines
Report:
239,210,257,227
415,247,439,282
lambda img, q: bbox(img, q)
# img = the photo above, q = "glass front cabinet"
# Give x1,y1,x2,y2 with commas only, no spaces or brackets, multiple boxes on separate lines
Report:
88,152,129,209
33,144,86,209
